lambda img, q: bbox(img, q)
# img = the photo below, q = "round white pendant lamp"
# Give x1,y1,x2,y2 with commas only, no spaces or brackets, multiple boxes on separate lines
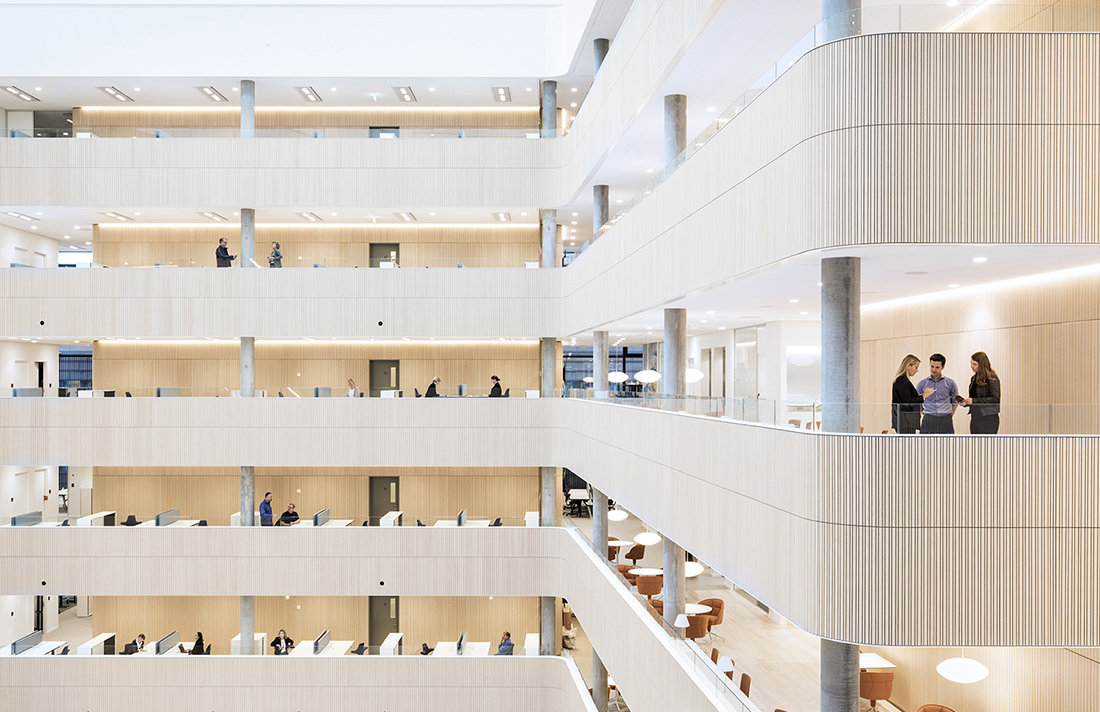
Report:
936,655,989,684
634,531,662,546
685,368,705,384
607,508,629,522
684,561,705,578
634,369,661,384
582,376,594,383
608,371,629,383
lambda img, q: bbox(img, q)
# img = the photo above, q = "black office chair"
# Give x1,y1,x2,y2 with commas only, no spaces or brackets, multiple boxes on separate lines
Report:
420,643,434,655
278,391,284,397
59,646,69,656
123,514,140,526
359,392,365,397
362,520,369,526
490,518,502,527
353,643,366,655
503,388,510,398
125,391,132,397
197,520,207,527
205,644,211,655
60,519,69,527
416,519,425,527
415,388,422,398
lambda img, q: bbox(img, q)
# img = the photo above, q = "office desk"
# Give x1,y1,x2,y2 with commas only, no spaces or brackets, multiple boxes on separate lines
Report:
432,641,491,656
77,633,115,655
433,519,491,527
380,632,402,656
135,520,200,528
136,641,193,656
524,633,539,657
231,632,267,655
289,640,352,656
77,511,116,527
0,640,66,656
859,652,896,669
379,511,403,527
684,604,712,615
296,519,353,528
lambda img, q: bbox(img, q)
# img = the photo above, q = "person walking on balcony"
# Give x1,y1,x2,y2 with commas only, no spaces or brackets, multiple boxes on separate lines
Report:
215,237,237,267
916,353,959,434
260,492,274,527
962,351,1001,434
891,354,934,434
268,241,283,268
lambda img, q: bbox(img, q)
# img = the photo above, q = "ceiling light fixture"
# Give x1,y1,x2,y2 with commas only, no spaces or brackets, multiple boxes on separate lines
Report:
197,86,227,102
296,86,321,103
103,211,135,222
684,561,705,577
393,86,417,102
395,212,417,222
99,86,133,102
634,369,661,384
608,371,628,384
937,653,989,684
201,212,229,222
4,211,38,222
3,86,40,102
492,212,512,222
634,531,662,546
972,257,988,263
685,369,705,384
492,87,512,103
299,212,323,222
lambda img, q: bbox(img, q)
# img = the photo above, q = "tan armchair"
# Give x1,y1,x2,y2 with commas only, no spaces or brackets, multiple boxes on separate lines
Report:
635,575,663,600
608,536,620,561
616,564,637,586
916,706,956,712
684,614,710,641
625,543,646,565
859,671,894,710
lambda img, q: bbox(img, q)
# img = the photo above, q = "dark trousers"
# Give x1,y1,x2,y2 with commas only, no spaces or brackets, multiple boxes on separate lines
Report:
970,414,1000,434
920,414,955,434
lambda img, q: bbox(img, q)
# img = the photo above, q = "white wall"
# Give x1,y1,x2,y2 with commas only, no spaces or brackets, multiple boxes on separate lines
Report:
0,223,59,269
0,341,60,394
0,595,33,648
690,320,820,403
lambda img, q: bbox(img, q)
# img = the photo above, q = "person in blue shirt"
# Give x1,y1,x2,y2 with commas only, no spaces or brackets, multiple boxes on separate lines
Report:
260,492,274,527
915,353,959,434
495,632,513,655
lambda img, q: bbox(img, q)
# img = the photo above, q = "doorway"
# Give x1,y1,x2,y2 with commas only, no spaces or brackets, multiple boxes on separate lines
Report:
35,362,45,389
369,360,400,397
368,596,400,650
369,243,400,268
711,347,726,397
368,476,400,526
369,127,399,139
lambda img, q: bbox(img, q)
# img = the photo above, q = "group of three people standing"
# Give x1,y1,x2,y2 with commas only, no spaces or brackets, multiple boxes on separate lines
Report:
891,351,1001,434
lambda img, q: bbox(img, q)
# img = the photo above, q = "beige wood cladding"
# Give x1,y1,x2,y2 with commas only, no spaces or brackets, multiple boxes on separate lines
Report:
861,266,1100,434
92,340,540,396
73,106,537,136
92,224,539,269
0,656,590,712
92,595,537,658
93,466,539,524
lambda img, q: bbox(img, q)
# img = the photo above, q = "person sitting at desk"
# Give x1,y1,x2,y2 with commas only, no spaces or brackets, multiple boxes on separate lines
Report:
495,631,513,655
425,377,440,397
180,631,204,655
271,629,294,655
277,504,300,526
489,375,503,398
132,634,145,652
346,378,359,398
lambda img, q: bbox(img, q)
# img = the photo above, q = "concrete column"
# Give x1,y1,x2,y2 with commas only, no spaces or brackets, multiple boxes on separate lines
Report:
593,38,610,75
592,650,610,711
822,0,861,42
592,488,608,554
662,536,686,629
240,466,254,527
540,596,555,655
240,208,255,268
541,80,557,138
240,337,255,397
820,638,860,712
540,335,557,526
664,94,688,169
540,208,557,268
821,257,860,434
663,309,686,397
593,185,610,237
240,79,255,138
240,595,255,655
592,331,609,392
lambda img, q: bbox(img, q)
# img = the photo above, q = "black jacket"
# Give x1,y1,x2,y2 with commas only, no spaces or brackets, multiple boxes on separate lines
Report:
968,375,1001,417
215,245,235,268
489,383,502,397
891,374,924,430
425,383,439,397
271,636,294,655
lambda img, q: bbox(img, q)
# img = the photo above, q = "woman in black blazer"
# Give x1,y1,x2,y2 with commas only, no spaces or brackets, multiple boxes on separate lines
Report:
425,377,440,397
962,351,1001,434
891,354,933,434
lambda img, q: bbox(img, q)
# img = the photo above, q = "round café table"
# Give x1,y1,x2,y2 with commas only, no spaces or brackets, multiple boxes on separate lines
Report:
628,568,663,577
683,603,712,615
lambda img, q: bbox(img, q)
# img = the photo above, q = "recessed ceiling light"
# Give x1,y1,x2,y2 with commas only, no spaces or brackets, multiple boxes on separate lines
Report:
571,221,577,225
295,86,321,103
34,86,42,91
789,299,799,303
570,102,577,108
948,283,960,288
232,87,239,92
492,87,512,103
35,212,42,216
571,87,578,92
299,212,323,222
616,199,622,204
330,87,337,92
134,212,141,216
718,327,725,330
526,87,533,92
133,87,140,92
103,211,135,222
972,257,988,263
393,86,417,102
85,241,91,245
520,212,527,217
5,211,38,222
30,225,36,230
63,235,70,239
492,212,512,222
706,310,715,315
707,106,716,112
3,86,40,102
200,212,228,222
99,86,133,102
395,212,417,222
646,168,654,173
429,212,436,216
197,86,227,102
700,320,707,323
429,87,436,92
800,311,809,315
330,212,337,216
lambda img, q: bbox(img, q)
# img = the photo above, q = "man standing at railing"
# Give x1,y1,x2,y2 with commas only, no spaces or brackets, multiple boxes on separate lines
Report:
916,353,959,434
215,237,237,267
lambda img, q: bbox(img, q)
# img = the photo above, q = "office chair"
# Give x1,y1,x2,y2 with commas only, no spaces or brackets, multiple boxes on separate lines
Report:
359,392,365,397
205,644,211,655
352,643,366,655
61,520,69,527
278,391,284,397
420,643,434,655
123,514,140,526
415,388,422,398
490,517,502,526
416,519,425,526
125,391,132,397
122,643,138,655
60,646,69,656
503,388,510,397
197,520,207,527
362,520,370,526
739,673,751,697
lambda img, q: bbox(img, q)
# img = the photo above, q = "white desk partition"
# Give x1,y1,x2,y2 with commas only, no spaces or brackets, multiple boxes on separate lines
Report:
465,519,492,527
432,640,491,657
524,633,539,657
230,632,267,655
525,390,540,398
230,511,261,527
525,511,539,527
298,518,353,528
77,633,116,656
380,632,402,656
1,641,66,657
380,511,403,527
318,640,354,657
77,511,116,527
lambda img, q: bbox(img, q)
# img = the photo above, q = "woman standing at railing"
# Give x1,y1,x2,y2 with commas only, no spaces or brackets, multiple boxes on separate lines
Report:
892,354,934,434
268,241,283,268
962,351,1001,434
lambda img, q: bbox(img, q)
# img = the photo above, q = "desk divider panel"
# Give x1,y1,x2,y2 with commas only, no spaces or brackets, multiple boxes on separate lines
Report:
9,511,42,527
10,630,42,656
313,629,330,655
155,630,179,655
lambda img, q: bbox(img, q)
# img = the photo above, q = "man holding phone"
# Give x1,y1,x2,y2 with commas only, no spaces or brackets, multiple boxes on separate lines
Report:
916,353,959,434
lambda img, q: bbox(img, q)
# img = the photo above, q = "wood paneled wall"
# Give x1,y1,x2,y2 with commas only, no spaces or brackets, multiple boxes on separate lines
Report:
92,340,541,397
93,224,539,269
73,106,538,135
92,596,538,656
861,266,1100,434
92,466,539,524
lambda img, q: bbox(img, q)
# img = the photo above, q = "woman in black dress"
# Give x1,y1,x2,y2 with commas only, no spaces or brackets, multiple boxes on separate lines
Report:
891,354,933,434
963,351,1001,434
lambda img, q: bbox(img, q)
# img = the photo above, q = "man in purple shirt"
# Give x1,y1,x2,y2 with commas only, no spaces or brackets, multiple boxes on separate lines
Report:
915,353,959,434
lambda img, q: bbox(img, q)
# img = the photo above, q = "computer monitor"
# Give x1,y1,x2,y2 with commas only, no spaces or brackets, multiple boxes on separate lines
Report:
456,631,467,656
103,513,116,527
10,511,43,527
122,642,137,655
102,634,116,656
456,509,467,527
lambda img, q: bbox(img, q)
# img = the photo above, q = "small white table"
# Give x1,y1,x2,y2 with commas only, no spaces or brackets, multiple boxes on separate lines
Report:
0,640,66,656
607,540,632,561
77,511,116,527
629,568,663,577
859,652,896,669
231,632,267,655
77,632,116,655
568,489,589,501
684,604,712,615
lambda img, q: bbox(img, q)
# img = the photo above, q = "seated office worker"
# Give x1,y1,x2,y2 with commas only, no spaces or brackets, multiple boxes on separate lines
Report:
916,353,959,434
180,632,205,655
495,631,513,655
277,503,300,526
132,634,145,652
260,492,274,527
425,377,440,397
271,630,294,655
215,238,237,267
489,375,503,397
